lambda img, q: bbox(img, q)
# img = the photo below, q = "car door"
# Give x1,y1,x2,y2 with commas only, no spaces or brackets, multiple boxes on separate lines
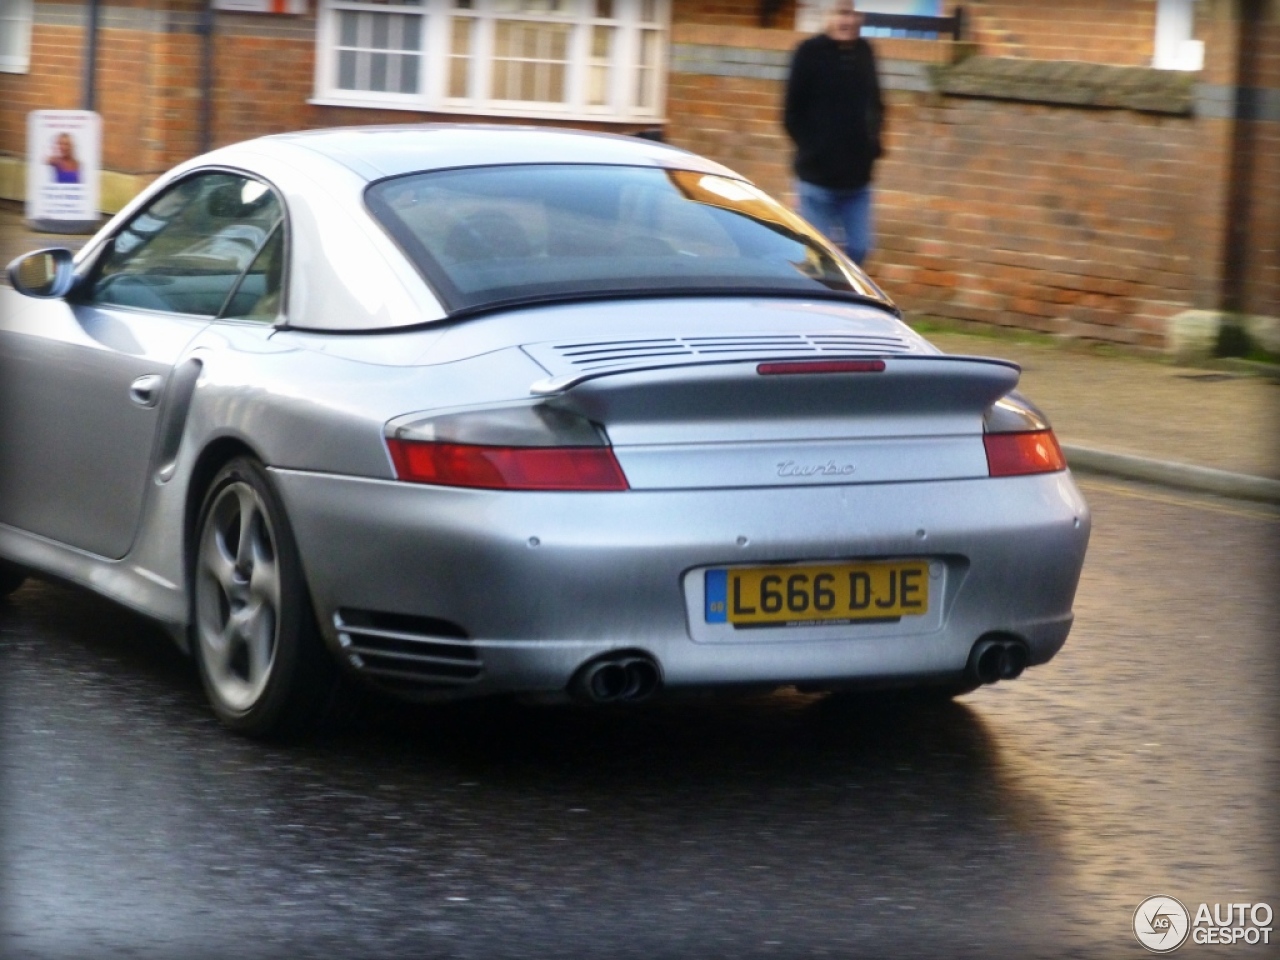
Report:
0,171,285,559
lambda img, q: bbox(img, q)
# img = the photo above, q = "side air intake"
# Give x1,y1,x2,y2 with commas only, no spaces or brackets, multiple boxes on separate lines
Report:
333,609,482,687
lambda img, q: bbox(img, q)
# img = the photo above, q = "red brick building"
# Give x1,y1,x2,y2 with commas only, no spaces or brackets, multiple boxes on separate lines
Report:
1,0,1276,349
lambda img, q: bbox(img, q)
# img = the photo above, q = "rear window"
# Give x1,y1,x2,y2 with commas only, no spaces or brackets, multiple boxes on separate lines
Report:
365,164,888,315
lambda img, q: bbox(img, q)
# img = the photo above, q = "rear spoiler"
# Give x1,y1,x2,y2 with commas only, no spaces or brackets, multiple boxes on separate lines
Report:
529,353,1021,397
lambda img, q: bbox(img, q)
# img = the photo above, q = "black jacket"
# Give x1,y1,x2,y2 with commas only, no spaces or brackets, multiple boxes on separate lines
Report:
783,34,885,190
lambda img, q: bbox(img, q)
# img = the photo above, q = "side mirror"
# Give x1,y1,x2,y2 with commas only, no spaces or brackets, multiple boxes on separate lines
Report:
7,248,76,299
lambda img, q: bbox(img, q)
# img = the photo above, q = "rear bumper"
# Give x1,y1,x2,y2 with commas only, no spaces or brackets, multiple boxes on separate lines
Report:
273,469,1090,698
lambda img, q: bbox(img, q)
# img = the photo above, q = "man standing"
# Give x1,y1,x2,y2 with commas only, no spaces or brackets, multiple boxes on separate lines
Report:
784,0,885,265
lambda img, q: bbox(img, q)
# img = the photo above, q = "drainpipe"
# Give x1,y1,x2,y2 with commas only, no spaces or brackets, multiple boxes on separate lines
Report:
198,1,215,153
1221,0,1262,317
82,0,101,111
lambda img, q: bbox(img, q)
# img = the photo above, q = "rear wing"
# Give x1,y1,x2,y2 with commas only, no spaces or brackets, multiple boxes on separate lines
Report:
529,353,1023,437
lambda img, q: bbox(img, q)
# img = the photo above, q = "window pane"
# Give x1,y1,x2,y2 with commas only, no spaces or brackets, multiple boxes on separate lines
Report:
370,51,388,91
90,175,283,316
491,20,570,103
338,49,357,88
595,0,613,18
636,28,658,109
371,13,389,49
339,10,358,46
399,53,419,93
519,23,538,58
586,25,612,107
400,13,419,49
495,0,563,12
366,165,877,315
546,63,565,100
448,16,473,96
222,226,285,321
638,28,657,67
588,66,607,105
333,8,422,94
449,57,469,97
450,15,472,55
591,25,609,57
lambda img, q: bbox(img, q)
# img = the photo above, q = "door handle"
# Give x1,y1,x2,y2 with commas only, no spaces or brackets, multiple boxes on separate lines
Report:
129,374,164,408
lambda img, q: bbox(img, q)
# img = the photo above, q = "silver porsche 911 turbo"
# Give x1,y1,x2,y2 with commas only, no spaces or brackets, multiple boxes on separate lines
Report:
0,125,1089,737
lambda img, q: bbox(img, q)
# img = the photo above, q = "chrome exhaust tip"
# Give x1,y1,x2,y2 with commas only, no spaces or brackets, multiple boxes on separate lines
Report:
968,637,1030,686
571,653,662,704
998,643,1028,680
619,657,661,702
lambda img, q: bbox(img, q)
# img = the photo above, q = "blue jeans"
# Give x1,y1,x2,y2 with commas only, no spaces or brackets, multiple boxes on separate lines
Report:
796,180,874,265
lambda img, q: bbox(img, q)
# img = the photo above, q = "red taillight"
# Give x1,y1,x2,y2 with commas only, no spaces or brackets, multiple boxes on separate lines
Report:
757,359,886,375
984,430,1066,477
387,439,629,491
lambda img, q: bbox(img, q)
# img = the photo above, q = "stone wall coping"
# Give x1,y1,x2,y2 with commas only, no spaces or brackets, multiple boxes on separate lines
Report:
930,56,1196,115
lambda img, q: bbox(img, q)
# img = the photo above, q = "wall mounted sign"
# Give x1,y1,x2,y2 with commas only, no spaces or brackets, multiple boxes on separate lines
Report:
212,0,307,13
26,109,101,233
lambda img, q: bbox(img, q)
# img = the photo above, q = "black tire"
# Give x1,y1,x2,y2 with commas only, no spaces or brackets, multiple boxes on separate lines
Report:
0,560,28,599
190,456,347,738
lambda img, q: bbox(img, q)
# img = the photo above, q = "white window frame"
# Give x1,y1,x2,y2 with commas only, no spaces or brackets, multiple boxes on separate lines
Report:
313,0,668,122
1153,0,1204,71
0,0,34,74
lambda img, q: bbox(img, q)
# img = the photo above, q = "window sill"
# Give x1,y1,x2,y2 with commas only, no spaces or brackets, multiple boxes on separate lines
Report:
929,57,1196,115
307,95,665,126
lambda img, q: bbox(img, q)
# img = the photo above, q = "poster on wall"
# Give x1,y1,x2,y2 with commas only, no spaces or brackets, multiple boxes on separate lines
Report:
211,0,306,13
795,0,943,34
26,109,102,233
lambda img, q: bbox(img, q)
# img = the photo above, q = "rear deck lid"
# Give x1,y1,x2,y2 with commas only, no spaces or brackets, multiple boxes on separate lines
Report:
525,338,1021,489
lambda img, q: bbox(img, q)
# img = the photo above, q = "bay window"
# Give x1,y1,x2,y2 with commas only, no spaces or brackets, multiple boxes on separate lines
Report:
315,0,669,121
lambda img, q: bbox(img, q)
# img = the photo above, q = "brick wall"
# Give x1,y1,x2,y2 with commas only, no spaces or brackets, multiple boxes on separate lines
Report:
666,0,1280,343
676,0,1163,65
3,0,1274,337
666,24,1248,346
966,0,1159,66
0,0,209,177
873,96,1208,346
674,1,798,28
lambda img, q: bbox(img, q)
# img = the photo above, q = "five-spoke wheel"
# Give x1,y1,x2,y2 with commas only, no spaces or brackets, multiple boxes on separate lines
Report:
192,457,342,737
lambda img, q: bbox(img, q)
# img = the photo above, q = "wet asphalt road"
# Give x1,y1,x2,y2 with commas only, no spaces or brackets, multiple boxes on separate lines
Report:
2,478,1277,960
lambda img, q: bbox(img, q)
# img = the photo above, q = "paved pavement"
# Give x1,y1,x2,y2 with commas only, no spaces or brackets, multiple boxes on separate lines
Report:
3,201,1277,500
925,331,1280,500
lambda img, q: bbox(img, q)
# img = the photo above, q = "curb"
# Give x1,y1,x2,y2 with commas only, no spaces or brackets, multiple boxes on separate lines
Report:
1062,444,1280,504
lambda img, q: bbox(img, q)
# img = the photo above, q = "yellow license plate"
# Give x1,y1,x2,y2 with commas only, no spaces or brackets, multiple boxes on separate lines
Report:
704,560,929,628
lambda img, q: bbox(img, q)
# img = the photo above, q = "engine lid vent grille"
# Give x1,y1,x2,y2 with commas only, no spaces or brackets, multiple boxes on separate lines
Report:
528,332,915,373
524,332,922,395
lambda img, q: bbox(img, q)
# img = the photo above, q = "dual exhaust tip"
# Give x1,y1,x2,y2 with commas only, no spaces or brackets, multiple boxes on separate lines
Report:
572,653,662,704
572,640,1024,702
968,637,1029,686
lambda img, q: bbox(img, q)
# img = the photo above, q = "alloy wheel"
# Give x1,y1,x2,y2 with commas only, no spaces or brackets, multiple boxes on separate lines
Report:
194,479,282,714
